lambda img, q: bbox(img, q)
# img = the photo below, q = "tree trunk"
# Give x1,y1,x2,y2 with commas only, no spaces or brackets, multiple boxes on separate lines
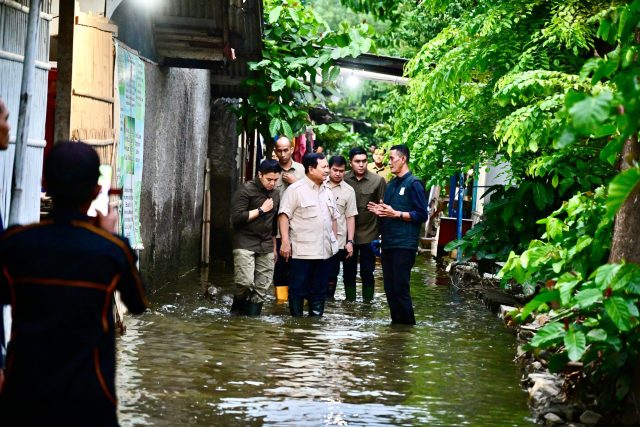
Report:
609,134,640,264
610,134,640,425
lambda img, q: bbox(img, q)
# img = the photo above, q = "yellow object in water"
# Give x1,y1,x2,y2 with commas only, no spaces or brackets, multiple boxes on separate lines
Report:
274,286,288,302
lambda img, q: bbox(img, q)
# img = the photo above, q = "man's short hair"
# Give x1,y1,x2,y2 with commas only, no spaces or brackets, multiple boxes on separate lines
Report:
329,155,347,168
258,159,282,175
302,153,326,173
390,144,410,161
45,141,100,208
348,147,367,160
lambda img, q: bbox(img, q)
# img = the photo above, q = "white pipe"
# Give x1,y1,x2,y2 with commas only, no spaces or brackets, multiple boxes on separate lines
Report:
9,0,43,226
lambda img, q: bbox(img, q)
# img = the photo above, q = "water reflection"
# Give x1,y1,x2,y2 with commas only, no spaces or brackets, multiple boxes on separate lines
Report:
117,257,535,426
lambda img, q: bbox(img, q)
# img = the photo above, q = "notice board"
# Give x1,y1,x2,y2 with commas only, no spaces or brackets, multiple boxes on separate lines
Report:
115,42,145,250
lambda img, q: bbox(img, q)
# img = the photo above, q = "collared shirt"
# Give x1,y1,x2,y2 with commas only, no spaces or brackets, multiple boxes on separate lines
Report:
368,162,391,182
279,176,339,260
275,160,305,196
344,170,387,244
326,179,358,248
230,178,280,253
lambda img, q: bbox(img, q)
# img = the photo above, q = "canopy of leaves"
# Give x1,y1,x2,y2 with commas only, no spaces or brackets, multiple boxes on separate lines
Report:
236,0,374,142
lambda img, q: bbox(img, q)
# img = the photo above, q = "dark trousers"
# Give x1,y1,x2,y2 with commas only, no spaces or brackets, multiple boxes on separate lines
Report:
273,238,290,287
289,258,330,303
343,243,376,289
327,249,346,283
381,248,417,325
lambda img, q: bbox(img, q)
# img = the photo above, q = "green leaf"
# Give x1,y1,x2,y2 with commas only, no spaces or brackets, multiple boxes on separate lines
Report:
268,6,282,23
281,120,294,139
564,328,587,361
530,322,566,348
600,137,625,165
604,296,632,331
532,183,549,210
271,79,287,92
520,290,559,320
606,167,640,219
556,273,582,305
328,66,341,82
268,104,280,116
569,91,613,134
586,329,607,342
575,288,603,309
268,117,281,137
546,217,564,242
444,239,464,251
593,263,622,290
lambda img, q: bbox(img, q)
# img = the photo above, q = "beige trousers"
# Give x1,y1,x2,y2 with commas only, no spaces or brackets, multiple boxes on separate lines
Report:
233,249,275,303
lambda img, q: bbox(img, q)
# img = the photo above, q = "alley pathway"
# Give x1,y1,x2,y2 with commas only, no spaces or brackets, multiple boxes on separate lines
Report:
116,256,534,426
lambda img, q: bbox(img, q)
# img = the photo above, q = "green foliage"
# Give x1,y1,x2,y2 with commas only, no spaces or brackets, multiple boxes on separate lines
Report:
236,0,373,142
493,0,640,408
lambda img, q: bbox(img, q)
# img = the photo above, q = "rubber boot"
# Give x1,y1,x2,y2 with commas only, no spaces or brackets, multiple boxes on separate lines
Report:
363,285,374,303
230,295,247,315
274,285,289,303
326,281,337,301
309,300,325,317
344,285,357,302
243,301,263,316
289,298,304,317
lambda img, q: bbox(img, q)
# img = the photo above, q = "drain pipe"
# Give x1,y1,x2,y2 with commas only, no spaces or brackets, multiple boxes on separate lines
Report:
9,0,43,225
456,173,465,262
201,158,212,264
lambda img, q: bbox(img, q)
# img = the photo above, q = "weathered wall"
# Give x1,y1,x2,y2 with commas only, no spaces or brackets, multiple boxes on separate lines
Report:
208,98,240,267
139,65,211,287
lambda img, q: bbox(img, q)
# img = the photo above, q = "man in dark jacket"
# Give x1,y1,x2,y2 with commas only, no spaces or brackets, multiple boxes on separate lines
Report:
230,159,282,315
368,144,429,325
0,141,148,426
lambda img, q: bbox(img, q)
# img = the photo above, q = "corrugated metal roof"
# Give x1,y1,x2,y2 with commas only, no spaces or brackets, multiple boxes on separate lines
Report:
152,0,262,88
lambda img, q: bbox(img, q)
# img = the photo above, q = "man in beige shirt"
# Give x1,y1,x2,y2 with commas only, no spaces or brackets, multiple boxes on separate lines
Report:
368,148,391,182
273,137,306,298
278,153,339,317
325,155,357,300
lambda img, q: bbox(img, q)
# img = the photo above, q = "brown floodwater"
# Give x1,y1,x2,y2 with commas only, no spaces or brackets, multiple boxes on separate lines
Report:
116,256,535,426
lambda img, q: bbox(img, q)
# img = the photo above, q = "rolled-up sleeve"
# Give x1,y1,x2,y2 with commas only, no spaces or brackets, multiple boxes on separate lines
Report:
408,181,429,223
278,186,296,219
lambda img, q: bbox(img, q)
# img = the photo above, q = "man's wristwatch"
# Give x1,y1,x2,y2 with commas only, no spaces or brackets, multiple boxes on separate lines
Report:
346,239,354,244
258,207,264,216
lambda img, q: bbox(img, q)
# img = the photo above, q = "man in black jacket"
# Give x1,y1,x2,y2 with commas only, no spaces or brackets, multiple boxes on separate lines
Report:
230,159,282,315
0,141,148,426
368,144,429,325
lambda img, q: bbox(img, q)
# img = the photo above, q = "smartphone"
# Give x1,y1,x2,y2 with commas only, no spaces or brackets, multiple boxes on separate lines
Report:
88,165,112,217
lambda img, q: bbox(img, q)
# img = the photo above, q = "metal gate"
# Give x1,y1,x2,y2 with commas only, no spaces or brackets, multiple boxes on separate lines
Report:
0,0,52,225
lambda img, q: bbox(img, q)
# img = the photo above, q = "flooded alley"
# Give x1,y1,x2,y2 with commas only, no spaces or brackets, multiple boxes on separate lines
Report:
116,256,535,426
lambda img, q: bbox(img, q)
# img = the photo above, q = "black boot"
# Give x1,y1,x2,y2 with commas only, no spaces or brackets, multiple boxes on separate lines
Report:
344,285,356,301
363,285,374,303
243,301,263,316
326,281,337,300
309,300,325,317
230,295,247,315
289,298,304,317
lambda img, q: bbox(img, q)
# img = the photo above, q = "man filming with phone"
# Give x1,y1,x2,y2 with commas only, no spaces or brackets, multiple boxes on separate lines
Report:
0,141,148,426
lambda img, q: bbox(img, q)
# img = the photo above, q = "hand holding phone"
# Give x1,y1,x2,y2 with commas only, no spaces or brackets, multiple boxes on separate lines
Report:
88,165,112,217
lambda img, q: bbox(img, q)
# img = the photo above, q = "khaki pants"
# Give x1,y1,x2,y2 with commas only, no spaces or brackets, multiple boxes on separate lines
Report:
233,249,275,303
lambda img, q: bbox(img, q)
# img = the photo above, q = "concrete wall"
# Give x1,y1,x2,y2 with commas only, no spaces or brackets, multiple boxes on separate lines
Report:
139,65,211,286
208,98,240,267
